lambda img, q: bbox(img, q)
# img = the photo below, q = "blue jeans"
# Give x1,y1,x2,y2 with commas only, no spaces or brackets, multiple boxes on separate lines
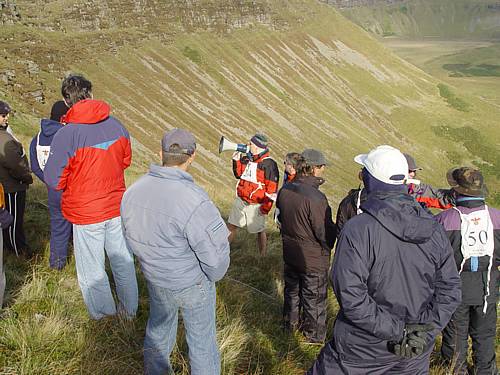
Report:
73,216,138,319
144,278,220,375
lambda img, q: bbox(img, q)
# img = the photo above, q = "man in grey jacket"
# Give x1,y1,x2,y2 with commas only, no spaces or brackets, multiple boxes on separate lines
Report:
121,128,230,375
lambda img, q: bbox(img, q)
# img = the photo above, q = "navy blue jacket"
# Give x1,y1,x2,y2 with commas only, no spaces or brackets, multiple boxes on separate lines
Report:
327,191,461,364
29,119,63,183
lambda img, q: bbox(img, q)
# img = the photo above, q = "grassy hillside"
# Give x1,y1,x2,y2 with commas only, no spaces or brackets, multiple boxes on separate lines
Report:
338,0,500,39
0,0,499,373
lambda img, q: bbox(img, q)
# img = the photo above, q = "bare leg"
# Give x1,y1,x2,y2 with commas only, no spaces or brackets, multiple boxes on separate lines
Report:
227,223,239,244
257,231,267,256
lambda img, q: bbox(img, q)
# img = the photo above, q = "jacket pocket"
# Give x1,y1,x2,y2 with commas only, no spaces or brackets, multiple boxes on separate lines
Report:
206,219,229,253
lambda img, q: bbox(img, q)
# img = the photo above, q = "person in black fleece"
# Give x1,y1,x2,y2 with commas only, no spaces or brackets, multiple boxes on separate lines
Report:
276,149,336,344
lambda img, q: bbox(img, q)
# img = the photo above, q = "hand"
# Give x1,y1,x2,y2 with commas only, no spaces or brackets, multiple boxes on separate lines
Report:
390,323,434,359
232,152,241,161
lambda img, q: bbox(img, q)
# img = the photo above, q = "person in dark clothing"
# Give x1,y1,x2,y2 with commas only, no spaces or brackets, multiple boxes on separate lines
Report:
0,100,33,257
276,149,337,344
29,100,72,270
436,167,499,375
335,169,366,236
308,145,461,374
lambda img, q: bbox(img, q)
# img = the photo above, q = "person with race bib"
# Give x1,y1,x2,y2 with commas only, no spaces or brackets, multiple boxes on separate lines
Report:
227,133,279,256
436,167,499,375
29,100,72,270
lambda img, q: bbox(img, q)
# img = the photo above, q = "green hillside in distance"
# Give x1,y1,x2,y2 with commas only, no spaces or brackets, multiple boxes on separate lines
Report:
335,0,500,39
1,0,499,205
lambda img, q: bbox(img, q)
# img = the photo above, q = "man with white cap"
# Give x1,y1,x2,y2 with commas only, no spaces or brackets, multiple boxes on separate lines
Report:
308,145,461,374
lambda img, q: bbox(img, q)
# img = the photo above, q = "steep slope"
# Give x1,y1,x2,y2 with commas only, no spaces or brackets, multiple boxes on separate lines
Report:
334,0,500,39
1,0,499,205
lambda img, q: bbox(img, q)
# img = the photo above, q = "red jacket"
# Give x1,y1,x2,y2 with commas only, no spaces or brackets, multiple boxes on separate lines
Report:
44,100,131,225
232,151,279,214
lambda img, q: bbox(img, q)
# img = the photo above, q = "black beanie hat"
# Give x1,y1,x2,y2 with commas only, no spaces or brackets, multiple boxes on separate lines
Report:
50,100,69,122
0,101,11,115
250,133,268,149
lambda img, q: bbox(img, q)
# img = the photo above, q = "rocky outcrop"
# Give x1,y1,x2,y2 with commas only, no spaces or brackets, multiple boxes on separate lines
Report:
0,0,21,24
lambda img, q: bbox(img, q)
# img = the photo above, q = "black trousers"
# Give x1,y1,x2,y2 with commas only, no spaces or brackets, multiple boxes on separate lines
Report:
3,191,30,256
441,302,498,375
283,263,328,342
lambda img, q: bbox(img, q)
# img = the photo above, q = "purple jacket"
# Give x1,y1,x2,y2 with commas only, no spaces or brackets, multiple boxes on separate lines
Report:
435,200,500,305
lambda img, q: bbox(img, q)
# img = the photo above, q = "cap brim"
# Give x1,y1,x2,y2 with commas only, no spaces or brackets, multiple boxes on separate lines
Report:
354,153,367,166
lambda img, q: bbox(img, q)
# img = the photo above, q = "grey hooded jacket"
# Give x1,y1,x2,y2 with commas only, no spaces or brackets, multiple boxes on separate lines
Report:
121,164,230,290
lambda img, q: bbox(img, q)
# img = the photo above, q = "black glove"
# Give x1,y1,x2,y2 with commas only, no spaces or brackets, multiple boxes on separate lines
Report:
390,323,434,359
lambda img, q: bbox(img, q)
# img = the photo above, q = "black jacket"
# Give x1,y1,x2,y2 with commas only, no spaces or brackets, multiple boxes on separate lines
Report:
0,126,33,193
322,191,461,364
276,175,337,273
335,187,367,237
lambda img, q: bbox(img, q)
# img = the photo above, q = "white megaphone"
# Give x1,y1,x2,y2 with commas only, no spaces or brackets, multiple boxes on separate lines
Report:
219,136,249,154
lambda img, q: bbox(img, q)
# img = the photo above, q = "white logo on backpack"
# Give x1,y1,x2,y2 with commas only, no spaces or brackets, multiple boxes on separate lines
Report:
36,132,51,171
454,206,494,313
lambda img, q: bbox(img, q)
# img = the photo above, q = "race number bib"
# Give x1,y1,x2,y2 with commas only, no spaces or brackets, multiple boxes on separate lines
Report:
454,207,494,260
36,133,51,171
240,162,259,184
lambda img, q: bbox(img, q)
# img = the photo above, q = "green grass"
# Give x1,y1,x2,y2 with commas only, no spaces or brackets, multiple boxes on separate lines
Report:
1,181,498,374
340,0,500,39
437,83,471,112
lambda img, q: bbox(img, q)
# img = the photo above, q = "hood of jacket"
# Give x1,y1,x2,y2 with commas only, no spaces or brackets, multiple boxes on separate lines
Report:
61,99,110,124
40,119,64,137
361,191,438,244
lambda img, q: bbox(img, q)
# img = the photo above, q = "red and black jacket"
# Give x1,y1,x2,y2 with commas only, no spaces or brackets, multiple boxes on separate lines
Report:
232,151,279,214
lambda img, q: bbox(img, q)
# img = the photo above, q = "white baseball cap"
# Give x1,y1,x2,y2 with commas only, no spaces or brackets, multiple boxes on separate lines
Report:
354,145,408,185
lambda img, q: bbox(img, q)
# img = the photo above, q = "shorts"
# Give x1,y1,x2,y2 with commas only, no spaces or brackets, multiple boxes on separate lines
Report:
228,197,266,234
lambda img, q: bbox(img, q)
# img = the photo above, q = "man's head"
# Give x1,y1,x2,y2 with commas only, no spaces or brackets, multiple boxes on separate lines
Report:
0,101,11,127
355,145,408,188
298,149,328,177
61,74,92,107
249,133,268,155
447,167,488,198
50,100,69,122
403,153,422,179
284,152,301,175
161,128,197,169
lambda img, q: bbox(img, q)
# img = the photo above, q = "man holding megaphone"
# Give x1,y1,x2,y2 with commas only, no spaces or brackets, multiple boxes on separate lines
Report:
220,133,279,256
